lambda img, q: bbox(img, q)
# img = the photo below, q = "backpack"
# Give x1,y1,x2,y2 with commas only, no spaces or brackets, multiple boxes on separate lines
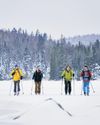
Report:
12,68,23,80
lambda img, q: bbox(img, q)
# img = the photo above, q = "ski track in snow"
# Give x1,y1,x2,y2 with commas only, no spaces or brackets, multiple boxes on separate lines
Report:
13,97,73,120
12,97,72,120
45,98,72,117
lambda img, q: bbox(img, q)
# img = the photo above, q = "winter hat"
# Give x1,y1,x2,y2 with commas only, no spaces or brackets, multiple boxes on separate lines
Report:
15,64,18,67
84,65,89,69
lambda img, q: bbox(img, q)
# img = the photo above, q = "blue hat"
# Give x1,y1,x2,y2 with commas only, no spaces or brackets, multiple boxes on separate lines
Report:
15,64,18,67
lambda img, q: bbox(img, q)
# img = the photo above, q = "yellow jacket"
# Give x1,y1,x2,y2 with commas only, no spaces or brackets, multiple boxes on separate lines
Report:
61,69,74,81
11,68,23,81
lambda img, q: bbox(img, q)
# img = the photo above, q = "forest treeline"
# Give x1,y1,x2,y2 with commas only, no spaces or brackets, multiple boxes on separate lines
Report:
0,28,100,80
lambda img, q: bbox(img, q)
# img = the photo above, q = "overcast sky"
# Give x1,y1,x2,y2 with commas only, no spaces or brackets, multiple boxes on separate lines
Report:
0,0,100,38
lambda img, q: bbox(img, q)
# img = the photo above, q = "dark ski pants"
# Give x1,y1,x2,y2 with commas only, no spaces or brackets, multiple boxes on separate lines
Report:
35,82,41,94
14,80,20,94
64,80,71,95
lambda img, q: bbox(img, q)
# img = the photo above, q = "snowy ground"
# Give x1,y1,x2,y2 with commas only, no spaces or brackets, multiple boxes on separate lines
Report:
0,80,100,125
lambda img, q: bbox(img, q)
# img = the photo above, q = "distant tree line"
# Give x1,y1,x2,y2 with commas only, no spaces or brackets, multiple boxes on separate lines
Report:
0,28,100,80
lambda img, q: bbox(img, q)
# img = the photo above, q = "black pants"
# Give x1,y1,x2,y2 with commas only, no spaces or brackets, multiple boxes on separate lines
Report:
65,80,71,95
14,80,20,93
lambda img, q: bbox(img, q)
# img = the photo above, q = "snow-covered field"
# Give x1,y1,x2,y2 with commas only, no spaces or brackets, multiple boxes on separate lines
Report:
0,80,100,125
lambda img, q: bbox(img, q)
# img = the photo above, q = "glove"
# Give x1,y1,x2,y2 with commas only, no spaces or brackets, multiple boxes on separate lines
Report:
61,76,63,79
73,73,75,77
20,76,23,80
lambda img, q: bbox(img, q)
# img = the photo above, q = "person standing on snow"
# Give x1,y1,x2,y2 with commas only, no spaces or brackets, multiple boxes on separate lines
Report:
80,65,92,96
32,67,43,95
61,65,74,95
11,65,23,96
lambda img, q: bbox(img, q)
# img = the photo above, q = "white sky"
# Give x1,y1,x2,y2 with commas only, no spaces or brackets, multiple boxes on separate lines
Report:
0,0,100,38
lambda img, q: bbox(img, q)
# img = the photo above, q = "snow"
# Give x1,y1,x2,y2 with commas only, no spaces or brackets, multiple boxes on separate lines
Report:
0,80,100,125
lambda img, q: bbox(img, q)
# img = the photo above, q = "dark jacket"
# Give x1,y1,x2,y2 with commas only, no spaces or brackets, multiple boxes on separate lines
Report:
32,70,43,82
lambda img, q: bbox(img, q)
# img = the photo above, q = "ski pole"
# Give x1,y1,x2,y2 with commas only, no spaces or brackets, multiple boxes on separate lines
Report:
73,78,75,95
9,80,13,96
21,80,24,94
31,80,34,95
80,81,84,95
61,78,63,95
80,81,83,95
90,83,95,93
41,81,44,95
80,87,83,95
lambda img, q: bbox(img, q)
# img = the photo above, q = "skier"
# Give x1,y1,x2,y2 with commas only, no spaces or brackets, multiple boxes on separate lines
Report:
32,67,43,95
61,65,74,95
80,65,92,96
11,65,23,96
